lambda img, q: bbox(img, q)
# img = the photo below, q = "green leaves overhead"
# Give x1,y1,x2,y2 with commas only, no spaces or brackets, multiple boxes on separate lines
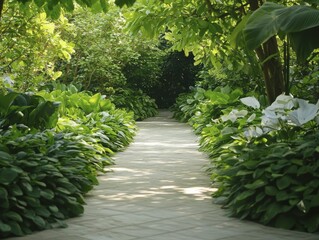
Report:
115,0,136,7
242,2,319,60
15,0,136,18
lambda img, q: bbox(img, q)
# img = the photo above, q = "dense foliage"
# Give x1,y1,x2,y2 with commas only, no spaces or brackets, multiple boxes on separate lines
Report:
173,87,319,232
1,0,319,236
108,88,158,120
0,2,74,91
0,87,136,238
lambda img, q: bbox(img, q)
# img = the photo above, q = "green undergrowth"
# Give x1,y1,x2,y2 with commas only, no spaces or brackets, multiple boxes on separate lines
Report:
173,86,319,233
0,87,136,238
108,88,158,120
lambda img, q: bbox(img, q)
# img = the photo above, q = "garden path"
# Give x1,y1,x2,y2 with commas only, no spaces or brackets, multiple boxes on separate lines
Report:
10,110,319,240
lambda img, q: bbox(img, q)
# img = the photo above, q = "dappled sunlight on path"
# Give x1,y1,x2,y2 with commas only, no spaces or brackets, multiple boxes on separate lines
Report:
9,110,319,240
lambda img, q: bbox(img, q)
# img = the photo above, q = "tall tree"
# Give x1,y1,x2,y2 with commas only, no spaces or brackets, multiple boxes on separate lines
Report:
124,0,316,103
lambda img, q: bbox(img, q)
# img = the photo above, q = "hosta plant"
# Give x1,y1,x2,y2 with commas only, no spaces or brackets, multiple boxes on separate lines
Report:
209,95,319,232
38,87,137,152
108,88,158,121
0,128,110,238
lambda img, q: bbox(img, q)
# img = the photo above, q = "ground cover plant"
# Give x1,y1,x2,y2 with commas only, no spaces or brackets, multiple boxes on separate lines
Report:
108,88,158,120
173,87,319,232
0,88,136,238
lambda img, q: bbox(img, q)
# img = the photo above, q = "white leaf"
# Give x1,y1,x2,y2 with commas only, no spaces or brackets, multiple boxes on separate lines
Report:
221,109,248,123
240,97,260,109
288,99,319,126
247,113,256,123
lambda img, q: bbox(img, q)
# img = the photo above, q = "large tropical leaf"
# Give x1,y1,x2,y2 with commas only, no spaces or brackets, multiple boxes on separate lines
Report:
243,2,319,60
243,2,285,50
289,26,319,61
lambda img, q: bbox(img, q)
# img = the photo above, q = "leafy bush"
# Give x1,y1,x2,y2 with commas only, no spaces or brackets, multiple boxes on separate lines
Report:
0,127,110,238
38,87,136,151
210,96,319,232
0,92,59,130
172,86,244,133
173,88,319,232
0,87,137,237
108,88,158,121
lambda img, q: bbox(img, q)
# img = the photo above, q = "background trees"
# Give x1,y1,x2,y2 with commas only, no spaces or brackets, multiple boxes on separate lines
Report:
124,0,319,103
0,1,74,91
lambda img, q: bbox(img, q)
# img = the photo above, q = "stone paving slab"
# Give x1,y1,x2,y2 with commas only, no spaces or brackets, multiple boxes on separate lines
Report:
8,110,319,240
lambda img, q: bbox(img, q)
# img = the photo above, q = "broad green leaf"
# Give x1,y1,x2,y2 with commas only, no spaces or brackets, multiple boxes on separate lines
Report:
32,216,46,228
40,189,55,200
11,185,23,196
0,168,19,185
262,203,291,224
230,13,251,48
49,205,59,213
276,176,292,190
8,221,23,236
244,179,266,190
4,212,23,223
115,0,136,7
100,0,108,12
244,2,319,60
0,220,11,232
0,187,9,208
204,91,229,104
35,207,51,218
34,0,45,7
0,92,20,115
0,151,13,161
244,2,285,50
276,191,293,201
235,190,255,201
275,214,296,229
61,0,75,11
265,186,278,196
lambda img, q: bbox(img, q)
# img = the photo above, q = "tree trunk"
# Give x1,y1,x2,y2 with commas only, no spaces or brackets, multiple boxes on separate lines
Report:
248,0,285,104
0,0,4,19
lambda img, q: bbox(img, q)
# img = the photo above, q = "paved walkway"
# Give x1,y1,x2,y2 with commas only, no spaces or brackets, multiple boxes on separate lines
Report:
10,111,319,240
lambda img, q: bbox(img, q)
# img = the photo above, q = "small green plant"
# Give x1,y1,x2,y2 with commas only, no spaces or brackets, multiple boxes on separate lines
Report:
108,88,158,121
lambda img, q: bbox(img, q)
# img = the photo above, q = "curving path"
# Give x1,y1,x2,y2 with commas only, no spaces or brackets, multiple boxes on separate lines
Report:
10,110,318,240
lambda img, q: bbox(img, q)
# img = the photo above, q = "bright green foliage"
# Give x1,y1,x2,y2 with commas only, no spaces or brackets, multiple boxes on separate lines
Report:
38,84,136,151
172,86,244,132
0,85,136,237
13,0,110,19
11,0,138,19
173,87,319,232
124,0,253,74
108,88,158,121
0,3,74,91
58,8,163,93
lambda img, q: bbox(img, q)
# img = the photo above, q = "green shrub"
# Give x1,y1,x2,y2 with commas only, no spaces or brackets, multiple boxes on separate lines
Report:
108,88,158,121
0,87,137,237
0,92,59,130
38,87,136,151
0,127,110,238
173,89,319,233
